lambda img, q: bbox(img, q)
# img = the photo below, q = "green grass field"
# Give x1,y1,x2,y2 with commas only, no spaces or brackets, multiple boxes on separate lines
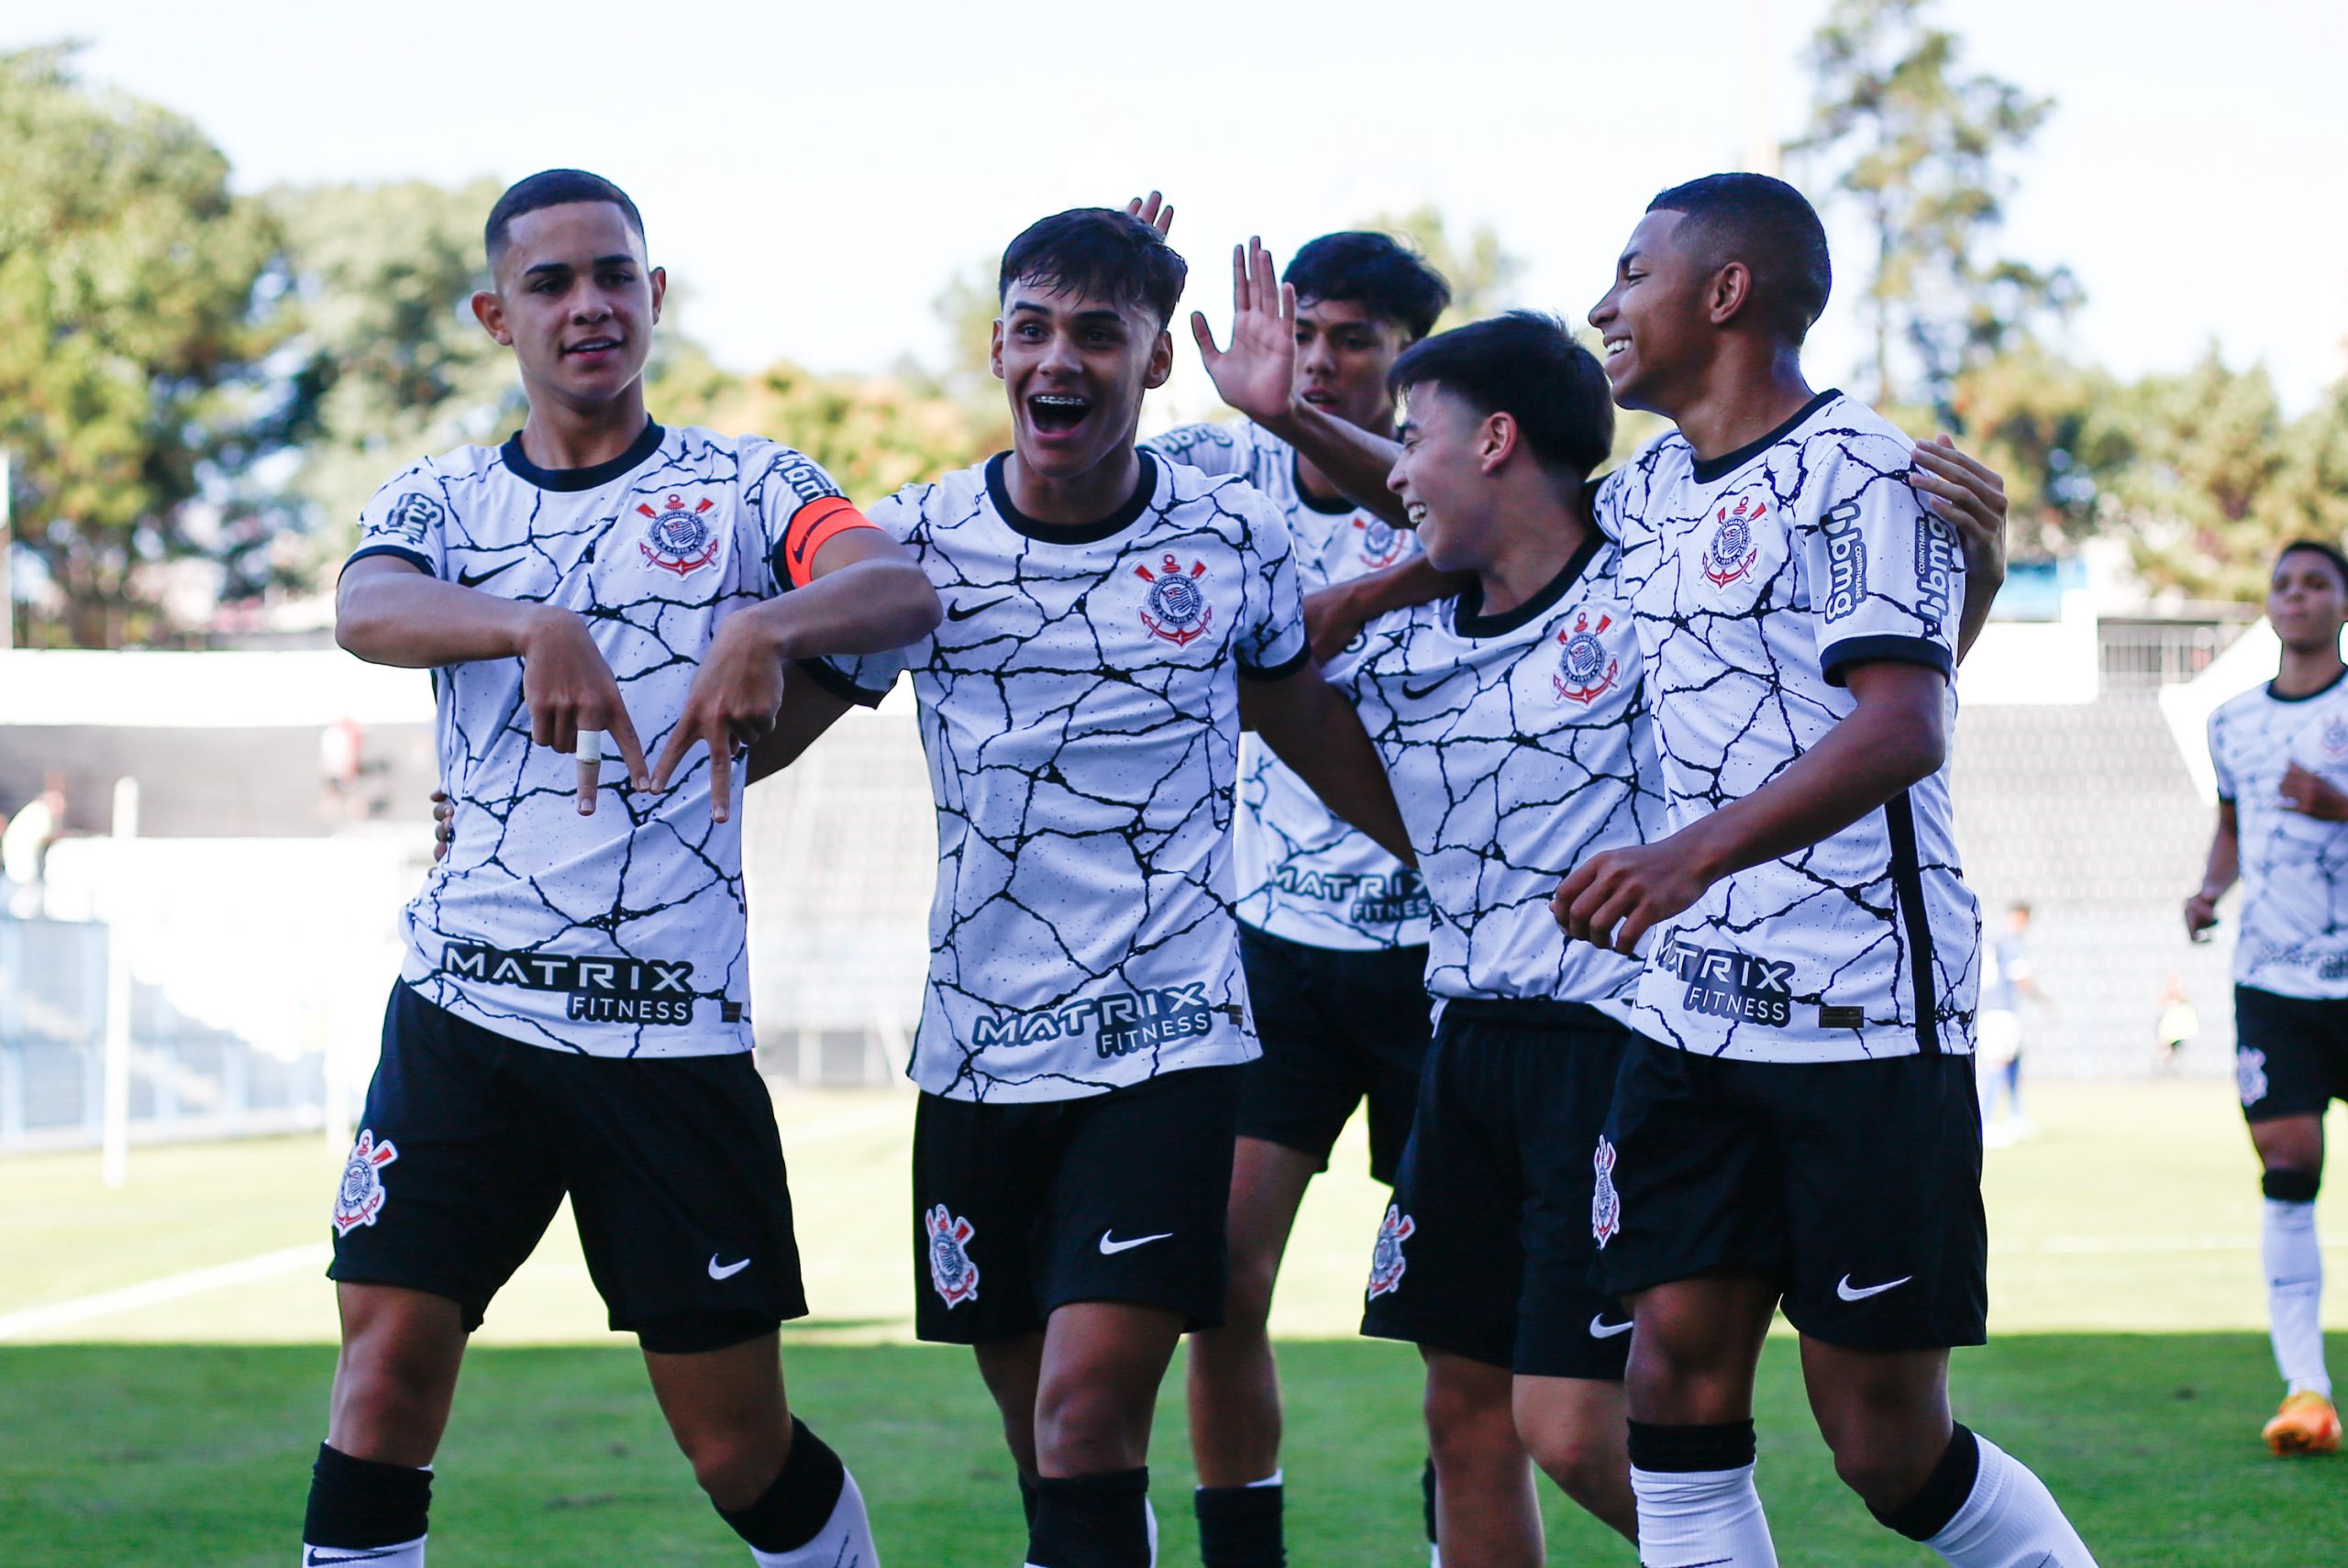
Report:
2,1082,2342,1564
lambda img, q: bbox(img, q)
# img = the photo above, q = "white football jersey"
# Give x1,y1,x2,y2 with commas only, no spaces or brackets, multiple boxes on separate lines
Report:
2208,673,2348,997
349,421,879,1057
856,450,1310,1102
1146,421,1430,951
1335,531,1660,1017
1606,391,1981,1062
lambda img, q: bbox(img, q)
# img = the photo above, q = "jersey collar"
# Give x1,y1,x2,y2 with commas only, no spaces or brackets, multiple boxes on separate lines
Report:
500,418,667,492
1687,388,1842,485
986,448,1161,544
2266,664,2348,703
1452,527,1607,638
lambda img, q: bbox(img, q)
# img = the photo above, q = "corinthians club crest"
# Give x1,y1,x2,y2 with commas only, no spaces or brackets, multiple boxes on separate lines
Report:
1554,611,1621,704
1365,1204,1416,1300
333,1129,399,1236
637,493,722,576
1703,496,1767,587
925,1204,980,1308
1136,553,1214,646
1353,514,1408,569
1590,1135,1622,1247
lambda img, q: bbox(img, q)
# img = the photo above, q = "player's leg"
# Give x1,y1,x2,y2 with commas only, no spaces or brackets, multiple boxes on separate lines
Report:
1025,1300,1185,1565
976,1332,1047,1525
1422,1349,1541,1568
1618,1275,1780,1567
305,985,564,1567
2236,986,2340,1452
1512,1377,1631,1538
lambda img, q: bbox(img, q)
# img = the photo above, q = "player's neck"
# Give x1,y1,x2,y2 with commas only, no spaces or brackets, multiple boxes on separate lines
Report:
1003,444,1145,528
1293,412,1391,508
515,383,654,473
1476,480,1589,619
2273,642,2347,699
1667,342,1815,464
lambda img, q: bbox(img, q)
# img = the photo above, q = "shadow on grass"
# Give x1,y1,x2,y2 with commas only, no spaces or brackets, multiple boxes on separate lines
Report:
0,1334,2332,1565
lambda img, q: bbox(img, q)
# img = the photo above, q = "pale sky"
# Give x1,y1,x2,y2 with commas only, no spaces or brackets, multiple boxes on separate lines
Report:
24,0,2348,417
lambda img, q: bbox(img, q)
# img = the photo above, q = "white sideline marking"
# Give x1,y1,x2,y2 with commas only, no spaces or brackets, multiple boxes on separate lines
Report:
0,1099,912,1342
0,1243,332,1342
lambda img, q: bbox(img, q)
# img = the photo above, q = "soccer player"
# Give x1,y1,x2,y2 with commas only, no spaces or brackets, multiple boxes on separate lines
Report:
1557,172,2099,1567
2187,537,2348,1456
761,206,1415,1568
1143,232,1452,1568
315,169,939,1568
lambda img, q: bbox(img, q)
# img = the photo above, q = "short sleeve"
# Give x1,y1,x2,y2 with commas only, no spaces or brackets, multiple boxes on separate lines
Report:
1234,493,1309,680
1804,442,1960,688
750,445,885,592
2208,710,2238,803
347,468,449,579
1144,421,1249,479
789,487,920,708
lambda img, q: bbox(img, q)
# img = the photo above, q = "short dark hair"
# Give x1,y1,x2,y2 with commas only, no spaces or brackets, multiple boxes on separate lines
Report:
1646,172,1832,344
998,208,1188,328
2276,538,2348,590
1284,232,1451,340
1389,312,1614,481
485,169,646,265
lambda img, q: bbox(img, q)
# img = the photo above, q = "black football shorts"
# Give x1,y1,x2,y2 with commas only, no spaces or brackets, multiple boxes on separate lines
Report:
1236,925,1433,1184
2233,984,2348,1122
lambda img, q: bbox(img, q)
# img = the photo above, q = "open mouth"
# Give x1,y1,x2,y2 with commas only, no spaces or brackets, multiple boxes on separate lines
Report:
1027,392,1091,436
1404,502,1428,526
1300,389,1337,408
565,337,622,359
1603,337,1632,360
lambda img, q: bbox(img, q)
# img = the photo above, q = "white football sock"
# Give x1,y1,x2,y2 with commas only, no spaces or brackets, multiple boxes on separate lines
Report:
750,1471,879,1568
1924,1433,2096,1568
302,1536,425,1567
1632,1463,1779,1567
2265,1198,2331,1399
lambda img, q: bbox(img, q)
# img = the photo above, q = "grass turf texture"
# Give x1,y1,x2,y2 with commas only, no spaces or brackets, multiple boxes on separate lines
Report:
3,1082,2342,1562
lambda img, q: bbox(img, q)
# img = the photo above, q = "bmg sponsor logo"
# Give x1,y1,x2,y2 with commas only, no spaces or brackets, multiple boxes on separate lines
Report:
1820,499,1867,623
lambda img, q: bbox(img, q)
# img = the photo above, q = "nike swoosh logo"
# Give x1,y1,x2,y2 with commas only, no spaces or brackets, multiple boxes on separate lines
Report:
1836,1273,1912,1301
1589,1314,1634,1339
1099,1231,1174,1255
456,558,521,589
947,595,1012,623
708,1254,751,1280
1401,674,1452,701
305,1551,405,1566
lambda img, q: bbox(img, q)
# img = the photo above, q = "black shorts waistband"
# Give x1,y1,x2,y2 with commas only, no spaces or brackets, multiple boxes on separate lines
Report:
1440,997,1623,1032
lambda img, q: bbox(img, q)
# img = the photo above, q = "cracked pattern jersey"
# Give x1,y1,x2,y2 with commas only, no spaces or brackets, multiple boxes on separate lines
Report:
1147,421,1431,951
856,450,1311,1102
2208,671,2348,998
1604,391,1981,1062
348,421,874,1058
1333,530,1662,1015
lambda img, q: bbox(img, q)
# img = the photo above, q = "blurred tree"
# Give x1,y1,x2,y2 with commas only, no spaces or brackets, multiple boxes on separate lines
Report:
1945,347,2131,557
1790,0,2078,418
0,43,284,646
1357,205,1523,332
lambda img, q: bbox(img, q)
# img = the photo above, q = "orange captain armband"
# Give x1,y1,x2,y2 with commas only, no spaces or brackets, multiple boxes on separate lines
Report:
779,494,882,589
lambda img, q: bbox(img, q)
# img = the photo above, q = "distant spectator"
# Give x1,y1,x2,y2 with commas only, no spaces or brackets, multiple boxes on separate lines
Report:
1979,900,2050,1145
2,776,66,918
2155,974,2199,1076
319,716,365,823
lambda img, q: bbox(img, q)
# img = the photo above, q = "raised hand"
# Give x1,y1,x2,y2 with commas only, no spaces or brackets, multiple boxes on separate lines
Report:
1124,191,1174,237
1190,237,1297,426
515,606,652,815
648,615,787,824
1910,436,2007,584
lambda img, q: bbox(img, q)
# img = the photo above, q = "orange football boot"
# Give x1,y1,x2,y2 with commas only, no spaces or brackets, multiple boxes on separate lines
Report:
2263,1390,2342,1455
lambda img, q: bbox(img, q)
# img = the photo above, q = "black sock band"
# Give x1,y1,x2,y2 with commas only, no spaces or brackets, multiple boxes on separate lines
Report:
1421,1455,1439,1545
1194,1481,1284,1567
1871,1424,1981,1542
716,1418,846,1554
1020,1472,1040,1531
1625,1419,1757,1474
304,1442,432,1550
2265,1166,2321,1203
1029,1467,1150,1568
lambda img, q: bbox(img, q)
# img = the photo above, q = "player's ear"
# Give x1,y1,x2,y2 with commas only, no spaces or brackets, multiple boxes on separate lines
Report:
648,265,667,324
1708,260,1754,328
1478,411,1517,474
989,318,1006,382
471,289,513,347
1144,327,1175,392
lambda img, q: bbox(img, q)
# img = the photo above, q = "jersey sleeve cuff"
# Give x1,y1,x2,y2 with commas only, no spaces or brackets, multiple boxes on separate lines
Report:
342,544,436,580
794,656,891,709
1819,635,1953,688
1238,644,1312,682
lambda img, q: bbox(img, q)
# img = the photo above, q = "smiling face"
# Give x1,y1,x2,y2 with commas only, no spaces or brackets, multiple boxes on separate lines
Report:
473,202,663,411
991,279,1172,483
1293,298,1411,434
1387,381,1503,574
2270,547,2348,654
1587,208,1711,417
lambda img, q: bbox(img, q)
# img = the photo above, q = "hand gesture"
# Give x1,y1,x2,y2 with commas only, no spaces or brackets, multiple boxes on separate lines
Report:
1124,191,1174,237
517,607,652,816
648,616,786,824
1910,436,2007,584
2184,888,2221,943
2279,761,2348,822
1552,838,1712,955
1302,584,1368,667
1191,237,1297,427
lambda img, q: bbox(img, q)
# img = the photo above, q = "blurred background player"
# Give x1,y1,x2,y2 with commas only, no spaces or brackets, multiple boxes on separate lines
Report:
316,169,936,1568
2187,537,2348,1456
1146,231,1452,1568
1561,172,2097,1568
1977,900,2050,1145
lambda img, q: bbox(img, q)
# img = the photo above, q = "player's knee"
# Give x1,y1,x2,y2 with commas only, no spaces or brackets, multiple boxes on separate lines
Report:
1525,1429,1621,1510
676,1430,779,1508
1034,1377,1149,1473
2264,1165,2321,1203
1827,1440,1928,1513
331,1356,452,1455
1222,1252,1279,1328
1423,1370,1513,1463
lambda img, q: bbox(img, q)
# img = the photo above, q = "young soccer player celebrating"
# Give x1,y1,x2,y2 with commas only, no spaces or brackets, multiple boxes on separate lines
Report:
2187,538,2348,1456
1144,232,1452,1568
1559,172,2099,1567
316,170,938,1568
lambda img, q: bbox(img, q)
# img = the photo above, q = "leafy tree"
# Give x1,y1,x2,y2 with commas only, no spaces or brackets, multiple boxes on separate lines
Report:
1790,0,2077,416
1945,347,2131,556
0,43,282,646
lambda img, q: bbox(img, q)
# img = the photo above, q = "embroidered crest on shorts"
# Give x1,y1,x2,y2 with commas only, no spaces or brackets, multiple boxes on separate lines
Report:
925,1203,980,1308
333,1129,399,1236
1365,1203,1416,1300
1591,1134,1623,1247
2237,1046,2271,1108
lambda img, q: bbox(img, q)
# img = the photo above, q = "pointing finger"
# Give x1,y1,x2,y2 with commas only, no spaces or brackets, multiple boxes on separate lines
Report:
708,738,734,825
576,729,603,817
